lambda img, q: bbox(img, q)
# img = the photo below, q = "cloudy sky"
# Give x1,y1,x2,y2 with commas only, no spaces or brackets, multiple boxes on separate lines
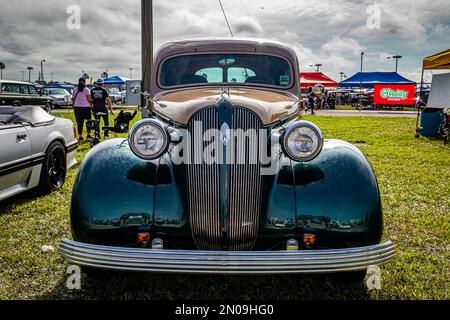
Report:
1,0,449,83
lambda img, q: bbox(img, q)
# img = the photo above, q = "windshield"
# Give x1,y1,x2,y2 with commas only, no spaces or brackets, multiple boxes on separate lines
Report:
47,89,66,95
159,54,293,88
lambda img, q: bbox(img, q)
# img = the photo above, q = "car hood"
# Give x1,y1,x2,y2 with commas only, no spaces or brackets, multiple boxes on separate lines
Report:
152,87,300,125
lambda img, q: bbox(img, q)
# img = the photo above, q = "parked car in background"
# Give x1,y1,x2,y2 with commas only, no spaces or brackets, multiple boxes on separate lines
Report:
416,86,431,106
0,106,78,201
42,88,72,107
61,39,394,281
0,80,53,112
108,88,125,104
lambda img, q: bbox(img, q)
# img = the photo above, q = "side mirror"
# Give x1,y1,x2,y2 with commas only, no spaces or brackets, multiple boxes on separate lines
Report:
130,87,140,94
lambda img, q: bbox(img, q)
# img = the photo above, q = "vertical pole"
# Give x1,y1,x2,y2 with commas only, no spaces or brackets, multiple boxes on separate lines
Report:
415,64,425,136
360,52,364,109
41,60,45,82
141,0,153,109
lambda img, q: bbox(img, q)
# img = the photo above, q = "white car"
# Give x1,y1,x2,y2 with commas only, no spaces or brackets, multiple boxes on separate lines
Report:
43,88,72,107
0,106,78,201
108,88,125,104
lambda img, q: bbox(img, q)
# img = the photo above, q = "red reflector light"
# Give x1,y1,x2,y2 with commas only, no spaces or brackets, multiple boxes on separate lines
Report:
303,233,316,245
137,232,150,243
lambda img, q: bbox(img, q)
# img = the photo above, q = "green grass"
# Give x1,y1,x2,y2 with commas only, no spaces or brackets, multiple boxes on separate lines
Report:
334,105,357,110
0,113,449,300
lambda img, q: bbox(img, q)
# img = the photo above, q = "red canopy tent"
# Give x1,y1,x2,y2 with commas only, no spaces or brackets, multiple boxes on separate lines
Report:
300,72,338,89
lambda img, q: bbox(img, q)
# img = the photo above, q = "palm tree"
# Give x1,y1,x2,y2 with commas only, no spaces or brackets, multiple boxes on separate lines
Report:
0,62,5,80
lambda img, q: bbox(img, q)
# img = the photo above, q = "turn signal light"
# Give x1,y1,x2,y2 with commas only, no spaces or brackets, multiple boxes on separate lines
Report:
137,232,150,243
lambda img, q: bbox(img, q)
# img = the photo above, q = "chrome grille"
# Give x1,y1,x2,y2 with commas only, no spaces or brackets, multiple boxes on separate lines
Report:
229,108,262,250
187,108,221,250
187,107,262,251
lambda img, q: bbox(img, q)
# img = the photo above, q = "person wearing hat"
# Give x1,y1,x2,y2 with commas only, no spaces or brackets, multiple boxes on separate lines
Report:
90,78,114,138
72,77,93,141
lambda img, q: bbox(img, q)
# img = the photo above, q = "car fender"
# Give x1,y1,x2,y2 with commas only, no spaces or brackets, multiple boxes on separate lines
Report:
266,139,383,246
70,138,184,244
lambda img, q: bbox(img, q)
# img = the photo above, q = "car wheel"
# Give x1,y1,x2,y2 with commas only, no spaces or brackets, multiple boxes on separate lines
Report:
38,141,67,193
43,102,52,113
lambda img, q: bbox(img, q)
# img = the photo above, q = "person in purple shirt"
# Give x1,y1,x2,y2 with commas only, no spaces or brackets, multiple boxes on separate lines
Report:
72,78,93,141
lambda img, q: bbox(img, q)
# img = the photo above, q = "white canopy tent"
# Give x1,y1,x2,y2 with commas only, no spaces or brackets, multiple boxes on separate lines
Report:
426,73,450,109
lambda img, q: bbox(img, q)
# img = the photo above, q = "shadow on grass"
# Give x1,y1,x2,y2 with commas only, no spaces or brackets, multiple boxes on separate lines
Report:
39,269,370,300
0,188,47,216
0,163,83,217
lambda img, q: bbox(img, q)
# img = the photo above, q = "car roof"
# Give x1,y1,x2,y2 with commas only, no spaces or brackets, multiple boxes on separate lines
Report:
0,106,55,125
0,80,35,85
155,38,298,60
151,38,301,98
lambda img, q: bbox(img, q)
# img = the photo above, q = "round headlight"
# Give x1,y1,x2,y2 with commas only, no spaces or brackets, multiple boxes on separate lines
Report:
281,121,323,162
129,119,169,160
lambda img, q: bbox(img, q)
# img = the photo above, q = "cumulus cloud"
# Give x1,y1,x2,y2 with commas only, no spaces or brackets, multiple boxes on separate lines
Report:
322,37,364,57
0,0,449,83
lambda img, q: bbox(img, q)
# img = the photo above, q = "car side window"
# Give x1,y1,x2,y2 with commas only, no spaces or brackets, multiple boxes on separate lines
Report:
28,85,38,95
20,85,30,94
2,83,21,94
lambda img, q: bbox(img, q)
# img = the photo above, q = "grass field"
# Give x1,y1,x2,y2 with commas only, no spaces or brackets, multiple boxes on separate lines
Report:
0,113,449,300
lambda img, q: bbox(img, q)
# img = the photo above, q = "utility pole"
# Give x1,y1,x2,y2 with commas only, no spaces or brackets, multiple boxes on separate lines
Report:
359,52,364,108
387,55,402,72
40,59,46,82
21,71,25,81
315,64,322,72
141,0,153,109
50,72,55,82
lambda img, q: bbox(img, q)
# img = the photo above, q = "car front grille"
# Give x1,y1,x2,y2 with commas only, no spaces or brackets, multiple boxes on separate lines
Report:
187,106,263,251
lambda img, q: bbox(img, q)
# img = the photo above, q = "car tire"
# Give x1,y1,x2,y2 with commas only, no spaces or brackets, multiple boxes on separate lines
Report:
38,141,67,193
43,102,52,113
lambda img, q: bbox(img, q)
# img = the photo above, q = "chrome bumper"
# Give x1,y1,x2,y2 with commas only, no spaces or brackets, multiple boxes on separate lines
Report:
59,239,394,274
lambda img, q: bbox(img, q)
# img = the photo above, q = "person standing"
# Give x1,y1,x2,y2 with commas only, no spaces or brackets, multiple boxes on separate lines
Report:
307,87,316,115
72,78,93,141
90,79,114,138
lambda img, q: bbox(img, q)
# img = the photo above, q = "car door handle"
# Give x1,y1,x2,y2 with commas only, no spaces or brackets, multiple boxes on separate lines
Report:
17,133,27,141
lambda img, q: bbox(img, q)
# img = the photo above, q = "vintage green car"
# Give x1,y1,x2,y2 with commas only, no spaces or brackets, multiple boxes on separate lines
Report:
60,39,394,279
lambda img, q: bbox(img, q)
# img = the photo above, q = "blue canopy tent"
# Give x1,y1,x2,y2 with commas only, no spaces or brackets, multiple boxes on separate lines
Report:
340,72,415,88
103,76,129,86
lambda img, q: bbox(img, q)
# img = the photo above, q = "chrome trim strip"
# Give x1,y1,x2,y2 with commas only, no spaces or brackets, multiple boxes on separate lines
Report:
60,239,394,274
66,140,79,153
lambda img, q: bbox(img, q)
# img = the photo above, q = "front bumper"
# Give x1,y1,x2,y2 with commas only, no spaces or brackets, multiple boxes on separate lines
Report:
59,239,394,274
